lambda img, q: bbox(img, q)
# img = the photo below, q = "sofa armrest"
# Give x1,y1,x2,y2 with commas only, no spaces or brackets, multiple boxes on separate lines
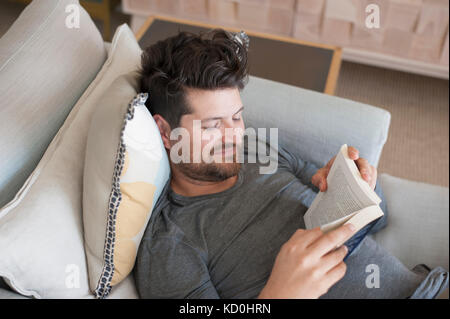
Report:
241,76,391,168
372,173,449,271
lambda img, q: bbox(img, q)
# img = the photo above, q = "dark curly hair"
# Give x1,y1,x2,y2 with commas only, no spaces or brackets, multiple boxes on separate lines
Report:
139,29,249,129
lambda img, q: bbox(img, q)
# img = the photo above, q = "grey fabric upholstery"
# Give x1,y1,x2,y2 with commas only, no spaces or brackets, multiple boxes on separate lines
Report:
373,174,449,271
241,76,391,168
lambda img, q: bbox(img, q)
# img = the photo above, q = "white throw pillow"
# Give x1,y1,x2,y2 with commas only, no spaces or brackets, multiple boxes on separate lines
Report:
0,0,106,208
0,24,142,299
83,74,170,298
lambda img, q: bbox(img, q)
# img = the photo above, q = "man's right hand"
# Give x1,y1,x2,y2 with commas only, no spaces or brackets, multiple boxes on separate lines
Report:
258,223,357,299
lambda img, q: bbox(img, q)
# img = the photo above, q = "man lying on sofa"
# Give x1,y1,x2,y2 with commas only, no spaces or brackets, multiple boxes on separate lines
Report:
133,29,448,299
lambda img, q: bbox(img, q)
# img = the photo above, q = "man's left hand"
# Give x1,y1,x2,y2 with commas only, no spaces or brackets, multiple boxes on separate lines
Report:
311,146,377,192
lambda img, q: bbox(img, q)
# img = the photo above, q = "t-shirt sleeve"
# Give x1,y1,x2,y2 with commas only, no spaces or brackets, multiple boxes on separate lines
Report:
275,145,322,208
134,236,220,299
277,145,320,191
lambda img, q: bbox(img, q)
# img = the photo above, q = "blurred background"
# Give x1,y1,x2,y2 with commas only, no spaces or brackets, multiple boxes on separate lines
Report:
0,0,448,187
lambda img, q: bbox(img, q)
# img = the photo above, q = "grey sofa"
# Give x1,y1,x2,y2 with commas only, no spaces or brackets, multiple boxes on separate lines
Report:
0,0,448,299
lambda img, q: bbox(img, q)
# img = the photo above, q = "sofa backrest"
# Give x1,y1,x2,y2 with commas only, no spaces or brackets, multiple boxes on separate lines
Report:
0,0,107,208
241,76,391,169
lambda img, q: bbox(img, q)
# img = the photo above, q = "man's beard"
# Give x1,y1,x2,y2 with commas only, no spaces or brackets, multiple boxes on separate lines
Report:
174,144,242,182
176,161,241,182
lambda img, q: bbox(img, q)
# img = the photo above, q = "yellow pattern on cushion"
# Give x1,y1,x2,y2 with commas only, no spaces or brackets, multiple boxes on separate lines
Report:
115,182,156,238
110,238,137,286
111,182,156,286
111,172,156,285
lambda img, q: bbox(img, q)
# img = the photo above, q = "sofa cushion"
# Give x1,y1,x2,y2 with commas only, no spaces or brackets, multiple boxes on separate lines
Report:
373,173,449,271
0,288,29,300
0,0,107,208
0,24,142,299
83,75,170,298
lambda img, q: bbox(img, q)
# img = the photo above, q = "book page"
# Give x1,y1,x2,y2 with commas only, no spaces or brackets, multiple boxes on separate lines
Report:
344,205,384,232
304,145,381,229
319,205,384,234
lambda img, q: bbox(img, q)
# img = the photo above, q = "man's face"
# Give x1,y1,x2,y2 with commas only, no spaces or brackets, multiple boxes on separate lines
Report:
170,87,245,182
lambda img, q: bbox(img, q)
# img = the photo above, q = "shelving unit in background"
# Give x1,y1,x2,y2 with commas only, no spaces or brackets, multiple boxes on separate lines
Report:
122,0,449,79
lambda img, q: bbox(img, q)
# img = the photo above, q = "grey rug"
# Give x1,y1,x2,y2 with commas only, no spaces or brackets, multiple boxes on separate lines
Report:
336,62,449,187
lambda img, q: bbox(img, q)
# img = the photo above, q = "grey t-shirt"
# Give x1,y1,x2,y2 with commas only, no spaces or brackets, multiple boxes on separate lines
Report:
134,143,321,299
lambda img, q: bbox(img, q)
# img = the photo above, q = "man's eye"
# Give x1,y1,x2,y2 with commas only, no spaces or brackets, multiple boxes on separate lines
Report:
233,117,241,121
202,122,220,130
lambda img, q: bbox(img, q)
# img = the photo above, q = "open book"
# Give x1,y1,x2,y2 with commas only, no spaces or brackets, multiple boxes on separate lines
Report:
304,144,384,253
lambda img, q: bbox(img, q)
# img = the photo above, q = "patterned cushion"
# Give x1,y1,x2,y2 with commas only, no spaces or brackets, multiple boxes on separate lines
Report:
83,74,170,298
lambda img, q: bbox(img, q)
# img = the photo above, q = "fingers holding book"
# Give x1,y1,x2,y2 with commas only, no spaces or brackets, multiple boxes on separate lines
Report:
311,145,376,192
355,157,377,190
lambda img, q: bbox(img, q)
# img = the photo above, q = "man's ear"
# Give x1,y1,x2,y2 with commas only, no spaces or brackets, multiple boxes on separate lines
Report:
153,114,171,149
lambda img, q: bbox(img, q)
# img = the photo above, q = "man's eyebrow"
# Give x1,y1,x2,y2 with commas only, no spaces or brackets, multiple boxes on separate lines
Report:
201,106,244,122
233,106,245,115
